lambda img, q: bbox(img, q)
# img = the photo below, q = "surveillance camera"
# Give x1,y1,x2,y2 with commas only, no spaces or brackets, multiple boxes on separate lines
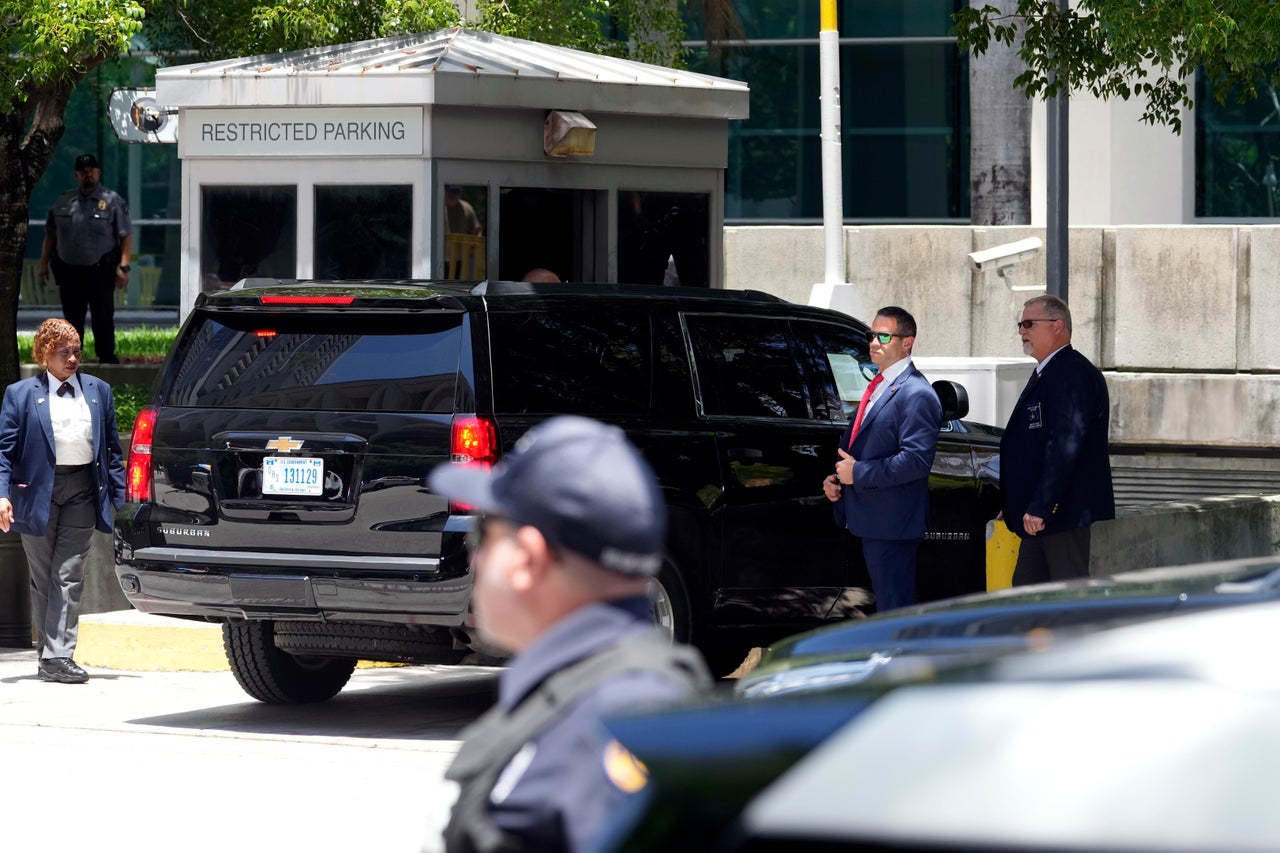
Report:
967,237,1044,272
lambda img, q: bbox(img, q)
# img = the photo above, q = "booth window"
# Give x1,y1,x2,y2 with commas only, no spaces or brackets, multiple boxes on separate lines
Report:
316,185,412,279
444,184,487,280
201,186,297,290
618,191,709,287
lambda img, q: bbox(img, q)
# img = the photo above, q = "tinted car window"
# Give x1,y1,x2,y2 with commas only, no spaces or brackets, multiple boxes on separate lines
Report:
489,311,650,415
685,315,809,419
165,312,462,412
794,320,875,422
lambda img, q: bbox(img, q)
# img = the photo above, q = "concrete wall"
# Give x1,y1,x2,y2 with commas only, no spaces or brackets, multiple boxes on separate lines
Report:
725,224,1280,448
1092,495,1280,578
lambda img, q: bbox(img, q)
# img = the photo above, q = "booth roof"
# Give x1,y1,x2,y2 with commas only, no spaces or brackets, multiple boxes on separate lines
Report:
156,27,749,119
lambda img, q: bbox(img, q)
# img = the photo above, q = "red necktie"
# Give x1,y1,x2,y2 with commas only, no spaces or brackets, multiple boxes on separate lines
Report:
848,373,885,448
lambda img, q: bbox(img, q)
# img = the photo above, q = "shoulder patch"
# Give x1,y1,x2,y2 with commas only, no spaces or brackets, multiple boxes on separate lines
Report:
603,739,649,794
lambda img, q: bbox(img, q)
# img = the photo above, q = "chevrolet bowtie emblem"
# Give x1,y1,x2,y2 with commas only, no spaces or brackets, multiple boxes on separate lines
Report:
265,436,303,453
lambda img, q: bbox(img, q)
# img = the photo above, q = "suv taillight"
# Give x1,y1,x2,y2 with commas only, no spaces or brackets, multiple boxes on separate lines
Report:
126,407,158,502
449,415,498,513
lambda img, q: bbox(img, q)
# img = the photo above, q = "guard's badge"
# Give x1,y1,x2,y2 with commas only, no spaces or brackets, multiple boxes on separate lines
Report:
1026,402,1043,429
603,739,649,794
97,199,106,211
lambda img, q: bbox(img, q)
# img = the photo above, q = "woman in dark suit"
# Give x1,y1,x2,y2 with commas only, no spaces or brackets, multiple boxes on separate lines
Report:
0,318,126,683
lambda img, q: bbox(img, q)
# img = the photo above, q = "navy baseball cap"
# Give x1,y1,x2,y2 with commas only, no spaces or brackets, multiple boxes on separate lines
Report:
74,153,100,171
429,416,665,576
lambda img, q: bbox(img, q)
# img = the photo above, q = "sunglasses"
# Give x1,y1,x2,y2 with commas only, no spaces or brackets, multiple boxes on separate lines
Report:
1016,318,1057,331
866,331,907,345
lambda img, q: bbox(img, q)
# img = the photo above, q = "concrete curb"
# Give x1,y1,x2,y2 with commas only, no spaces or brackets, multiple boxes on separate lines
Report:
78,610,229,671
75,610,407,672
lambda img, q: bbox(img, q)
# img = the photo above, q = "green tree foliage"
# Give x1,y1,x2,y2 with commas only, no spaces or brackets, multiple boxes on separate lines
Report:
953,1,1280,133
146,0,688,67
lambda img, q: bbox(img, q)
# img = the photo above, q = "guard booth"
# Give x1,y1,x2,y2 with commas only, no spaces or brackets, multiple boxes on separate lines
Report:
151,28,749,318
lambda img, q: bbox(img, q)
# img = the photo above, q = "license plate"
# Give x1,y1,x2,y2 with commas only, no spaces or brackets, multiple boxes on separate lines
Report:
262,457,324,496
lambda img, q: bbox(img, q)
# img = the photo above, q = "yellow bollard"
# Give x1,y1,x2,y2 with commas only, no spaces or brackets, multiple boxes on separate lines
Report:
985,519,1021,591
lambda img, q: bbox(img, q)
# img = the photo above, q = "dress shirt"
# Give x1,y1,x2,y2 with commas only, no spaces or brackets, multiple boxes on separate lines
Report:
46,372,94,465
863,356,914,419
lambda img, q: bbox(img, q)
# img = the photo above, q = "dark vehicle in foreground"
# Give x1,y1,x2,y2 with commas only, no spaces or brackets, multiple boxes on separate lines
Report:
739,556,1280,697
733,599,1280,852
114,279,1001,702
597,558,1280,851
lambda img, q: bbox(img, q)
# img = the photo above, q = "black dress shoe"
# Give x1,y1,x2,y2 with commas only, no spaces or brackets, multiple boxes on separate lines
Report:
38,657,89,684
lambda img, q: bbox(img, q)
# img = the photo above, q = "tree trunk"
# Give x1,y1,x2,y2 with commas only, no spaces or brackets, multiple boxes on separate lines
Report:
0,81,81,388
969,1,1031,225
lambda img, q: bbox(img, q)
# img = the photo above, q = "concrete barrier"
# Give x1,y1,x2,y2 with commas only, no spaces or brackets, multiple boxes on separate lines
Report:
1091,494,1280,578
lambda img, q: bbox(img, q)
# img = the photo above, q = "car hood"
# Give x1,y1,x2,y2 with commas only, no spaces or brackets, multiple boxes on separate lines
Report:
741,556,1280,696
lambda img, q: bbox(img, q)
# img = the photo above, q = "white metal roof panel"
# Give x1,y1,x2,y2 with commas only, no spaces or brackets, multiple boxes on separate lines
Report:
156,27,749,119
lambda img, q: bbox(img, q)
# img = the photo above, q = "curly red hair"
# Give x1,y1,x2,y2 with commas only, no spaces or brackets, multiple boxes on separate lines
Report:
32,319,81,369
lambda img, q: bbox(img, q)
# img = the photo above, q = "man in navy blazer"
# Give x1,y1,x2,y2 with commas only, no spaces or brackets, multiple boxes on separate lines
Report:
823,306,942,611
0,319,126,683
1000,295,1114,584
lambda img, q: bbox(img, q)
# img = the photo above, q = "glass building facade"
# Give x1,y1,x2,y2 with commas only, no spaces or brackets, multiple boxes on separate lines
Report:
683,0,969,223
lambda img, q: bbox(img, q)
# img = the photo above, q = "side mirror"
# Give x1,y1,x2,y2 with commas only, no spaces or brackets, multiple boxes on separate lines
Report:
932,380,969,421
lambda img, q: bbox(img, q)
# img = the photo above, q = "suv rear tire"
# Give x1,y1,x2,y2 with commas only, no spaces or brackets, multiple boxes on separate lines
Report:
223,621,357,704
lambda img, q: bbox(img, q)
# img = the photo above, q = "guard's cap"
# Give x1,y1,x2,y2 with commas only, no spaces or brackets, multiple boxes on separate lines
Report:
74,153,100,171
429,416,665,575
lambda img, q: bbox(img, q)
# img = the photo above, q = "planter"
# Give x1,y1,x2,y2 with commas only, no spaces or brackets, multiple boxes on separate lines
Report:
0,531,31,648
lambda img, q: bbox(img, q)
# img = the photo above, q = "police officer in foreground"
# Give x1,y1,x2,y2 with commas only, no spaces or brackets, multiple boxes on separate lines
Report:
39,153,133,364
426,415,712,852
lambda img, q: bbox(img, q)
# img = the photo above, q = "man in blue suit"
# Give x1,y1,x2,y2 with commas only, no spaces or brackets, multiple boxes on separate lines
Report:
0,318,126,683
823,306,942,612
1000,295,1114,584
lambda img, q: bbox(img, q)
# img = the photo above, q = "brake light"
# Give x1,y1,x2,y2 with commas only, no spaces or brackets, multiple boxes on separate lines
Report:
259,295,355,305
126,407,158,502
449,415,498,513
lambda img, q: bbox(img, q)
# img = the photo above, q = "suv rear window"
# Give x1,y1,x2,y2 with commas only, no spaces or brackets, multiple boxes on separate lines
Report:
164,312,463,412
489,311,650,415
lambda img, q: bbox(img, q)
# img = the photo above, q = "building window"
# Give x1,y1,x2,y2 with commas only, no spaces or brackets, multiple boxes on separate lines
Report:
200,186,297,290
685,1,967,223
315,185,412,279
618,191,710,287
1196,74,1280,218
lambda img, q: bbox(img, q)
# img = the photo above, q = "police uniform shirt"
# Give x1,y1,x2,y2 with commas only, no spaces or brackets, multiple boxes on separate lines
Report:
45,185,132,267
484,598,693,851
46,372,94,466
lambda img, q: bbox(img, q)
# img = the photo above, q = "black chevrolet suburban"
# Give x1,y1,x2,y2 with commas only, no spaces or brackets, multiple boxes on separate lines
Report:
114,280,1003,702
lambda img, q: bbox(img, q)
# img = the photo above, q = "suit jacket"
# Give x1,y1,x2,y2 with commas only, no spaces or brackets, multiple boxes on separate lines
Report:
0,372,126,536
1000,345,1115,539
834,363,942,541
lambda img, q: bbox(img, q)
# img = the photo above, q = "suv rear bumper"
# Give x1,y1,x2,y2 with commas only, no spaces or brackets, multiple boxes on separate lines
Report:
115,548,471,625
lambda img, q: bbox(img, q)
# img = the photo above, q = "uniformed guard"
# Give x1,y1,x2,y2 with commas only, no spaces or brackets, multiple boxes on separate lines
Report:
426,416,712,852
39,153,133,364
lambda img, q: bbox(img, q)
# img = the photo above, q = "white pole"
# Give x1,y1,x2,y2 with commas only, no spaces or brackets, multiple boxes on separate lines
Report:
808,0,865,319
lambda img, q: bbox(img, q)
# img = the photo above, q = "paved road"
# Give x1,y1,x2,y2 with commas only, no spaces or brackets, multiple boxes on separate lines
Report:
0,649,498,852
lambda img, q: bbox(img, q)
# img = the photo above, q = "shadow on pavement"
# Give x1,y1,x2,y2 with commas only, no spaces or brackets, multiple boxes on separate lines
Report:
126,665,500,742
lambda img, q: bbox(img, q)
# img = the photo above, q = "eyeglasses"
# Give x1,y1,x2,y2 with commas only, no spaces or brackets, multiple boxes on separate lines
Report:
1016,319,1057,331
866,331,906,345
52,347,83,359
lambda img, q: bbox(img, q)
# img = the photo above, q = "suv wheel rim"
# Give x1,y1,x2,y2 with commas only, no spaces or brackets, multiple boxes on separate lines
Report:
648,577,675,640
